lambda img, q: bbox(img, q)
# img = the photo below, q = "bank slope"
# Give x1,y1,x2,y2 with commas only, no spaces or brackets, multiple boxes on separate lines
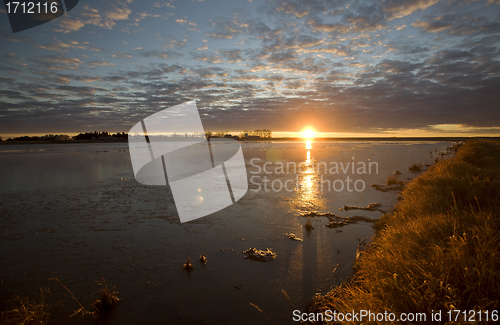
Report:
306,139,500,324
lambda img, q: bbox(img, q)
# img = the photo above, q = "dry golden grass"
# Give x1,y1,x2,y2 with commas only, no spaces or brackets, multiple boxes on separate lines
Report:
407,163,422,172
307,139,500,324
385,174,405,187
92,279,120,316
0,278,120,324
0,288,50,325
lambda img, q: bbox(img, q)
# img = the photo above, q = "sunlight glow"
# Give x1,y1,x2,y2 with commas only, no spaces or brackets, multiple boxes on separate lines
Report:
302,128,315,139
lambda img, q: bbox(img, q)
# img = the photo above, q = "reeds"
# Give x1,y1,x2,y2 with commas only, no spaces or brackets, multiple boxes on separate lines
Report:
0,278,120,324
306,140,500,324
408,163,422,172
385,174,405,187
92,279,120,316
0,288,50,325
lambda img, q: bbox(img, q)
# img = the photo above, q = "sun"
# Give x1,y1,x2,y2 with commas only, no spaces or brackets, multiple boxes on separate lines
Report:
302,128,315,139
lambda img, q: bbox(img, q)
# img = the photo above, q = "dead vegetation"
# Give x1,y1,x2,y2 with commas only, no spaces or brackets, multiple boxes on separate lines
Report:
300,211,377,229
182,257,194,270
0,288,50,325
243,248,277,262
407,163,423,172
92,279,120,316
305,140,500,324
0,278,120,324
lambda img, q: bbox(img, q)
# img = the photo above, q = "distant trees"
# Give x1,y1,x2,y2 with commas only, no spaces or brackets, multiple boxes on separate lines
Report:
205,129,272,139
73,131,128,140
205,131,227,138
5,134,71,141
242,129,272,138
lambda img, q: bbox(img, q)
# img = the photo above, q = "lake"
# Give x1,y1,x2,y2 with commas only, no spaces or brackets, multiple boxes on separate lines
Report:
0,140,451,324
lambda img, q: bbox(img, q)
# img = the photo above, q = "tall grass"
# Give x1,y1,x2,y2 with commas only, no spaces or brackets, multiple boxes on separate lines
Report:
0,289,50,325
0,279,120,324
307,140,500,324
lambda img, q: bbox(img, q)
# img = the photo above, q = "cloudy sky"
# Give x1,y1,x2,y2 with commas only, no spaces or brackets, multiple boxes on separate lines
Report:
1,0,500,138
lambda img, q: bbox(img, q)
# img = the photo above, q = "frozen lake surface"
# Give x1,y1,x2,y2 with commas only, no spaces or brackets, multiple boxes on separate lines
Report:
0,140,451,324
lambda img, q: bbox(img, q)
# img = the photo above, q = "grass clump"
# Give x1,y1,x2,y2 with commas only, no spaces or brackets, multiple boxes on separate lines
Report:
306,140,500,324
0,288,50,325
0,278,120,324
407,163,422,172
385,175,405,187
92,280,120,316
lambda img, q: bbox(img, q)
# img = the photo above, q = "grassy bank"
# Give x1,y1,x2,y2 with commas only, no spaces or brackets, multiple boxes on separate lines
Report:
307,139,500,324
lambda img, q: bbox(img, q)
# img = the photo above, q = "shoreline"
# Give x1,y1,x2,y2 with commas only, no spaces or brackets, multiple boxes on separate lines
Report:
0,136,495,145
305,139,500,323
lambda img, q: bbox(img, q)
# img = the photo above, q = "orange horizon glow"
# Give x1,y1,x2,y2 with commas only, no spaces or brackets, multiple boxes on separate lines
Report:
302,128,316,139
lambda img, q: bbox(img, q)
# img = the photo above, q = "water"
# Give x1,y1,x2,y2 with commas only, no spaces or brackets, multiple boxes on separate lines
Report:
0,140,451,324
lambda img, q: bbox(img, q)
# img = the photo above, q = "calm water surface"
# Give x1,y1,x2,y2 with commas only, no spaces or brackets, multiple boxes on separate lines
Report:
0,140,451,324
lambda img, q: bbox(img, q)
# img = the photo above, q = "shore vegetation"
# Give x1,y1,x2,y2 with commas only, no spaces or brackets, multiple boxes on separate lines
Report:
306,139,500,324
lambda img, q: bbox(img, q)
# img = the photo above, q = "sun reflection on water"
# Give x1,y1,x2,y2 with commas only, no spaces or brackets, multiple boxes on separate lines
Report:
293,139,324,211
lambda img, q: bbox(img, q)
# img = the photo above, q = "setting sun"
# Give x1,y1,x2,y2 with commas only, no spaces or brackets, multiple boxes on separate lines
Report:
302,128,315,139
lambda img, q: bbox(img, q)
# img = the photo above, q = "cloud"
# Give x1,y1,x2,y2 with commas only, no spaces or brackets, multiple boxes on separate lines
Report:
384,0,439,21
1,0,500,136
163,37,187,49
205,32,234,39
134,49,182,60
88,61,117,66
193,54,224,63
33,55,83,71
221,49,243,63
111,53,133,59
33,40,102,53
54,16,86,33
275,1,309,18
412,19,453,33
54,2,132,33
299,47,351,57
413,14,500,35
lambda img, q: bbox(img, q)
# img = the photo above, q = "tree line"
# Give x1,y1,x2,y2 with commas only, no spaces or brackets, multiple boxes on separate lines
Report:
73,131,128,140
1,129,272,142
1,132,128,142
205,129,272,139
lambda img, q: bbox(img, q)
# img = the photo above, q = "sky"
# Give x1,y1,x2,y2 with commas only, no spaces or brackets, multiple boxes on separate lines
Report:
0,0,500,138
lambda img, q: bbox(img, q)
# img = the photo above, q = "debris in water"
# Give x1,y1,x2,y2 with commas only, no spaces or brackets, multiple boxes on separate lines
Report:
325,219,352,228
242,248,277,262
408,163,423,172
342,203,381,211
284,233,303,241
199,253,207,264
301,211,336,218
371,183,405,192
301,211,377,228
92,279,120,317
182,257,193,270
304,218,314,231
